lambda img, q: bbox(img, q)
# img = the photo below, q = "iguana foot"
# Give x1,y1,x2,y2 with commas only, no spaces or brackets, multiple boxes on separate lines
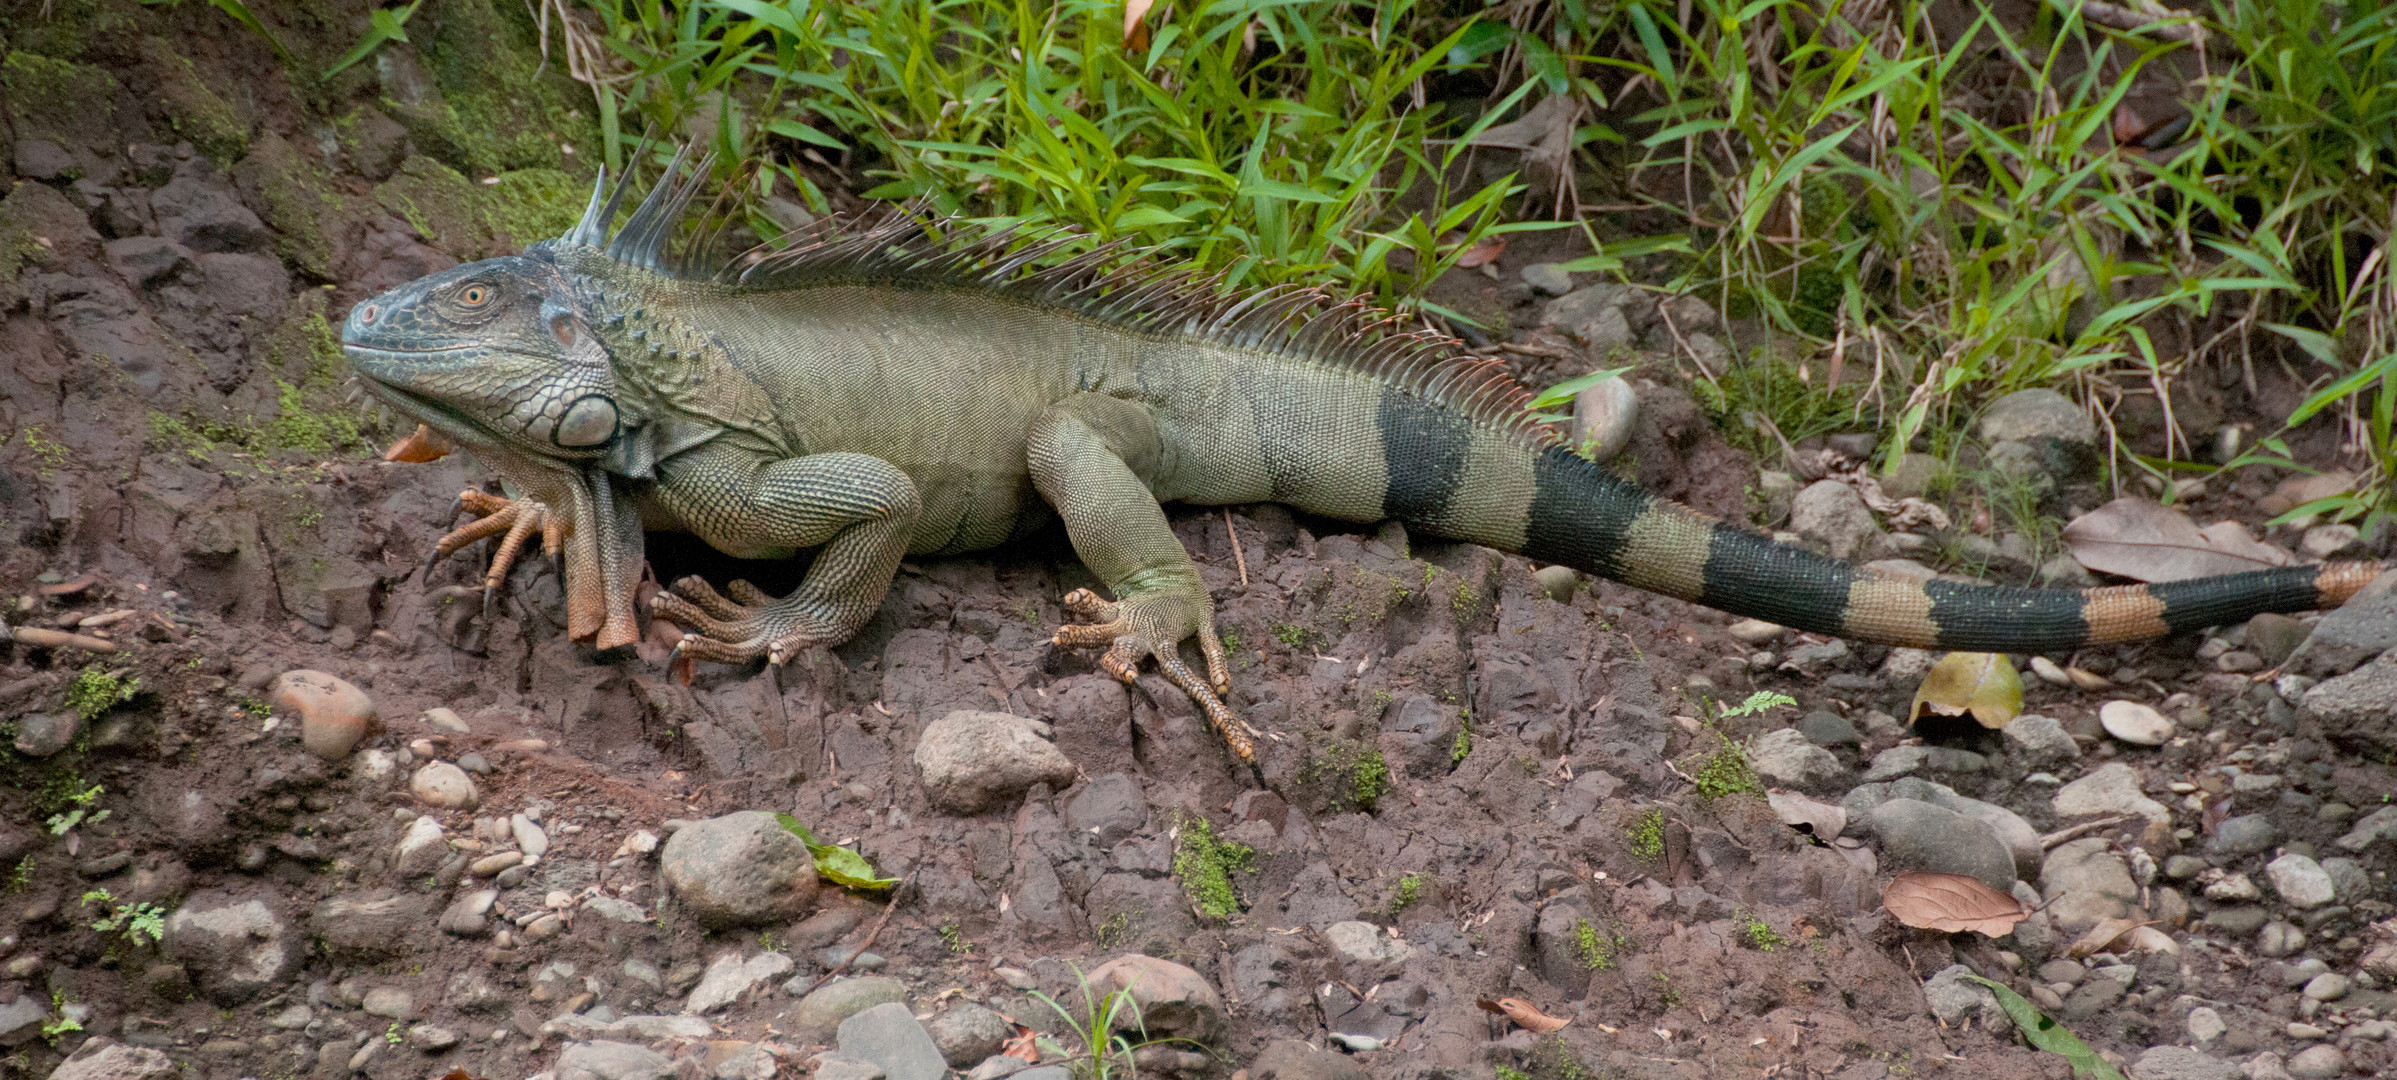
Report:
426,489,565,619
649,575,824,666
1051,587,1260,762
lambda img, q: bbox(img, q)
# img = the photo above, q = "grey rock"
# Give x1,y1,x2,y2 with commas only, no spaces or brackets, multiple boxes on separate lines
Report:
438,888,498,936
512,814,549,859
1922,965,2007,1030
2335,805,2397,852
392,816,448,880
583,896,648,923
2257,921,2307,958
150,172,270,253
1539,283,1633,351
1844,778,2041,880
13,712,78,757
557,1040,676,1080
790,977,909,1043
2127,1046,2241,1080
1872,799,2018,888
1797,711,1860,747
1790,479,1880,559
2054,763,2171,823
1520,263,1574,296
2245,1052,2296,1080
965,1055,1027,1080
1063,773,1149,845
1750,728,1846,789
1085,953,1224,1043
2209,814,2278,857
0,994,46,1043
660,811,823,928
361,987,412,1019
1249,1039,1371,1080
2284,1046,2346,1080
163,889,299,1004
308,890,428,960
2286,569,2397,677
2041,838,2138,932
2299,973,2348,1001
46,1043,179,1080
1569,373,1639,464
836,1002,945,1080
2264,854,2336,909
2244,613,2312,666
1864,745,1929,782
2205,906,2270,935
810,1054,888,1080
14,139,76,180
914,711,1077,813
1323,919,1413,979
2061,964,2134,1018
2320,857,2372,901
925,1004,1012,1068
2298,648,2397,755
1982,388,2097,445
406,1025,459,1052
685,950,796,1014
2186,1007,2226,1043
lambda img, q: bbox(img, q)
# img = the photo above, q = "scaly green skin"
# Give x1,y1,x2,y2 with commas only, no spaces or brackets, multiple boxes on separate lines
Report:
344,166,2386,763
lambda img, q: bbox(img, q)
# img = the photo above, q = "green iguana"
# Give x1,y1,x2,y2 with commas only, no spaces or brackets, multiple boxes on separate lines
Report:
342,157,2384,762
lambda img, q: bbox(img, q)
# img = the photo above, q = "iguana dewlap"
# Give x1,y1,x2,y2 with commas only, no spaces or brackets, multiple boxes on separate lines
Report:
341,159,2383,762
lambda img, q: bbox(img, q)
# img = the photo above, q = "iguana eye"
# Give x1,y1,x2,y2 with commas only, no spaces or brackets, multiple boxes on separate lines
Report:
459,283,492,307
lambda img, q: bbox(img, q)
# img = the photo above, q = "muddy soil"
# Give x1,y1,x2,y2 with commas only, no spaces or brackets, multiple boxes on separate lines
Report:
2,4,2394,1080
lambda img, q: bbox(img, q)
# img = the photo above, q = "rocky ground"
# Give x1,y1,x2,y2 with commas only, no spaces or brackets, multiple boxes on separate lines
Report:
4,4,2397,1080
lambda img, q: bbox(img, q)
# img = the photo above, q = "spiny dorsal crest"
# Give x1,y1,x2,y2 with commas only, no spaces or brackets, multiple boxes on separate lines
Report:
548,150,1560,447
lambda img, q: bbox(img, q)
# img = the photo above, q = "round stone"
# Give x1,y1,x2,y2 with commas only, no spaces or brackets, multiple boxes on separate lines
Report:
2286,1045,2347,1079
1569,372,1638,464
2264,854,2337,909
659,811,822,929
271,670,378,761
2098,700,2173,746
409,762,479,810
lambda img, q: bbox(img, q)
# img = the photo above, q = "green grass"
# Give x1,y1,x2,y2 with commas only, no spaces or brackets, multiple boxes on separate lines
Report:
456,0,2397,531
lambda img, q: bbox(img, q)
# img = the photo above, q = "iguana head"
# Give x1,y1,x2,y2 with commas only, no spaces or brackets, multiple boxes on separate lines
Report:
339,155,715,655
341,253,621,461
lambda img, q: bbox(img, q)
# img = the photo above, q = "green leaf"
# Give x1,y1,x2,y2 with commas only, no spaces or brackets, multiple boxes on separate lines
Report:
1964,976,2126,1080
208,0,296,66
323,0,420,82
776,814,897,890
1527,366,1632,412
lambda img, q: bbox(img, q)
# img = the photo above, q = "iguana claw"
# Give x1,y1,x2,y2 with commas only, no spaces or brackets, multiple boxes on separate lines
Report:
1051,587,1259,762
424,489,566,601
650,575,820,667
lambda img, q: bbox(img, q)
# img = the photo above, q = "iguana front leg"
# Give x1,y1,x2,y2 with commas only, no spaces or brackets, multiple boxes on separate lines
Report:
645,449,921,666
427,489,567,620
1030,393,1262,762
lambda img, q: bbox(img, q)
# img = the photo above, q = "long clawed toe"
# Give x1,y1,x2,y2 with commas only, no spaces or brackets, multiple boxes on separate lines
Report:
1049,586,1259,762
423,491,566,625
650,577,813,668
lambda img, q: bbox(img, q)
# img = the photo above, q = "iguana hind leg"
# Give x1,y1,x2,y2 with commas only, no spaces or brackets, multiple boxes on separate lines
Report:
1031,394,1262,762
645,450,921,666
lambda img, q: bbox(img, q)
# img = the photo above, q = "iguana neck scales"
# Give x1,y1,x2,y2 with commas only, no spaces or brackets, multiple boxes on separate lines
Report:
342,158,2384,761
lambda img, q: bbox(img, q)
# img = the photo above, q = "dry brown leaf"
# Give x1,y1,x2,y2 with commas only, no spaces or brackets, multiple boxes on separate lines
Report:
1000,1025,1041,1063
1882,871,2030,936
383,423,454,463
1454,237,1507,268
1476,996,1570,1034
1122,0,1154,52
2065,916,2156,959
1908,651,2024,729
2063,497,2294,583
1767,790,1847,839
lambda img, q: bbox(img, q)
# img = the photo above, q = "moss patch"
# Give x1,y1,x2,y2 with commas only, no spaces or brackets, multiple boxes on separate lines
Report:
387,0,599,179
0,51,119,148
141,38,249,164
482,168,585,249
1172,814,1254,920
1627,807,1666,863
234,132,349,279
376,155,491,257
